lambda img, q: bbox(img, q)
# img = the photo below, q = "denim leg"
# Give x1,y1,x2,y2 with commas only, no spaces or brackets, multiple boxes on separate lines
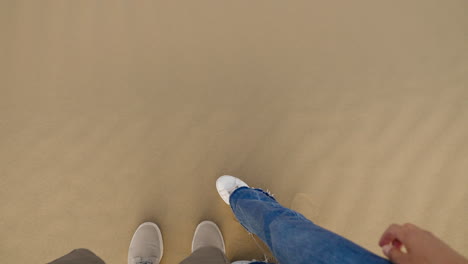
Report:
229,187,392,264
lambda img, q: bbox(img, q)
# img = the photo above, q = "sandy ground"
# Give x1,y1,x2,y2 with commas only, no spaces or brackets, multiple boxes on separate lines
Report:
1,1,468,263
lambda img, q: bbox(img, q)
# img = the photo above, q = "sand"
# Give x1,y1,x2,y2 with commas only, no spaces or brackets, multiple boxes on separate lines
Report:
1,1,467,263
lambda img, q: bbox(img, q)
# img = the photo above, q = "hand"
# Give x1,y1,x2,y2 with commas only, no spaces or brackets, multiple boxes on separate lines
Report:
378,223,468,264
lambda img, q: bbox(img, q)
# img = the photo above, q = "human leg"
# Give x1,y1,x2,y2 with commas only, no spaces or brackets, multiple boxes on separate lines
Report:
217,176,392,264
48,248,105,264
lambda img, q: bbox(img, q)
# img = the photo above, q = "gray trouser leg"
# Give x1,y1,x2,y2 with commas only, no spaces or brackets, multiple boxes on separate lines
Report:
179,246,229,264
48,249,105,264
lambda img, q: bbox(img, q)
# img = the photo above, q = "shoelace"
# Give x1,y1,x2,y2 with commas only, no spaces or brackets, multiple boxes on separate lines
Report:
132,257,156,264
135,261,153,264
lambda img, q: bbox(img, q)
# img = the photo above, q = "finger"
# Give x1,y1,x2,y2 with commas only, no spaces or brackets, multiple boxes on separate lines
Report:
379,224,406,246
402,223,418,230
392,239,403,249
385,245,409,264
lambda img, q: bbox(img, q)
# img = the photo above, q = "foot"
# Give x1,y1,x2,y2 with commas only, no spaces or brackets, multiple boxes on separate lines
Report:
232,261,253,264
192,221,226,253
216,175,249,205
128,222,163,264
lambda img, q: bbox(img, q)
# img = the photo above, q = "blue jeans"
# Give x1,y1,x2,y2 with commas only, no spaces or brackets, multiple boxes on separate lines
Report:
230,187,392,264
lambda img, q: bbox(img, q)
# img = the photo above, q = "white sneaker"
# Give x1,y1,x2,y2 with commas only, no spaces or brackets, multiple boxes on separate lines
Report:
128,222,163,264
216,175,249,205
232,261,253,264
192,221,226,253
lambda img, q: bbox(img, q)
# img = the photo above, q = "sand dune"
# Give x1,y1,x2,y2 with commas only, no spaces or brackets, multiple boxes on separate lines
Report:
1,1,467,263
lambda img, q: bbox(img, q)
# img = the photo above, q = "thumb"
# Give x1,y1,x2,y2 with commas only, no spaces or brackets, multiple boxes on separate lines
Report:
382,244,409,264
